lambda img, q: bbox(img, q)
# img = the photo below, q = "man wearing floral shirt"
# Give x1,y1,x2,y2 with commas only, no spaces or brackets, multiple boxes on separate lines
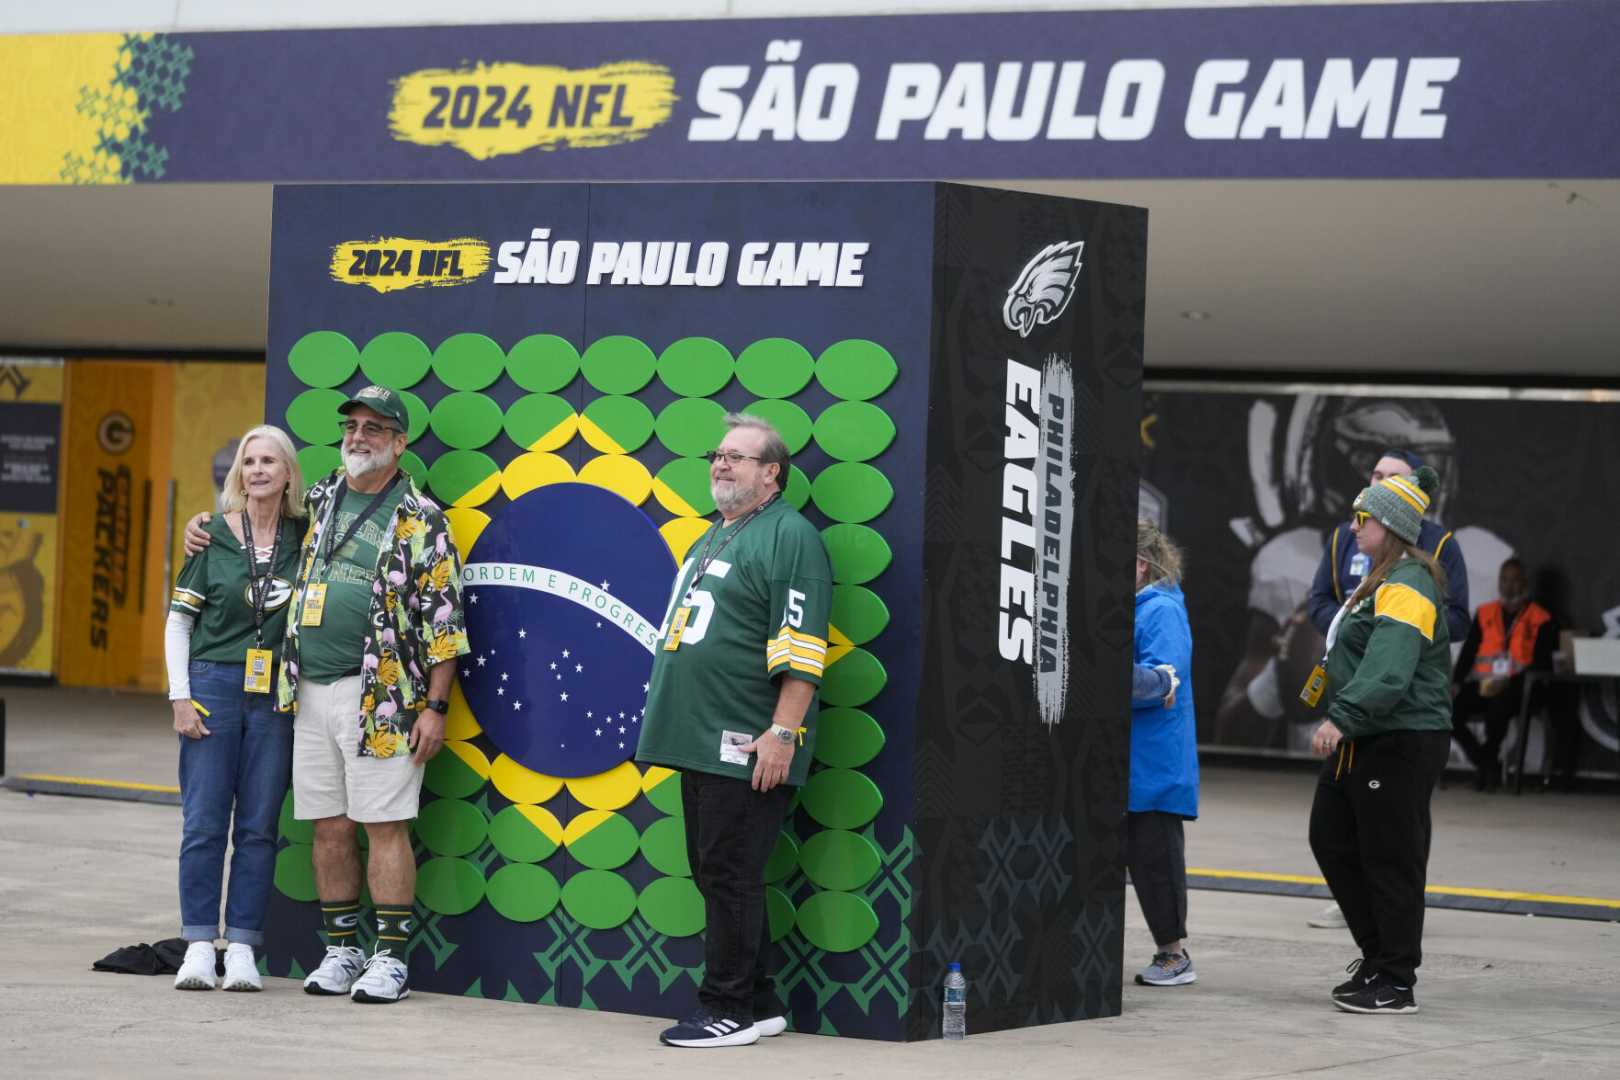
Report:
185,384,468,1004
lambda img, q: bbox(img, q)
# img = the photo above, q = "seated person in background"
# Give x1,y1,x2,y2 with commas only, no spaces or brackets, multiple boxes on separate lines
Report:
1450,557,1556,790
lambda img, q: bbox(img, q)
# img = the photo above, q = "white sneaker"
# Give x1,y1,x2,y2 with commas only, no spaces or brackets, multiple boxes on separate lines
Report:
173,940,218,990
755,1015,788,1037
303,944,367,996
350,948,410,1004
1308,903,1348,929
221,942,262,991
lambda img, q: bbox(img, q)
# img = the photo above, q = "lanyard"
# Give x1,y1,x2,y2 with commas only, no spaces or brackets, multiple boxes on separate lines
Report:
683,493,778,604
241,509,284,649
317,472,402,572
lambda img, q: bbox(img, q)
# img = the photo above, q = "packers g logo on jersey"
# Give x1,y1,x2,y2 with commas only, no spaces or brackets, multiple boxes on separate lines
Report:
242,577,294,612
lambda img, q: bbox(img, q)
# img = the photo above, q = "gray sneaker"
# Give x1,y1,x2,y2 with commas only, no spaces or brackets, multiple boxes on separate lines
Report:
1135,949,1196,986
303,944,366,995
1308,903,1348,929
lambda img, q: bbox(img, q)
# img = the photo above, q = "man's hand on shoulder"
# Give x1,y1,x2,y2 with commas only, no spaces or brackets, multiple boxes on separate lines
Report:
182,512,213,555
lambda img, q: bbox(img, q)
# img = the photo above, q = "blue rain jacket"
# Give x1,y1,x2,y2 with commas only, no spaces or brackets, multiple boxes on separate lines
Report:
1131,582,1199,818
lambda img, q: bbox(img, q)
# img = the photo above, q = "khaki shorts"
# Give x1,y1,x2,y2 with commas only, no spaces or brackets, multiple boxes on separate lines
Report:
292,675,424,823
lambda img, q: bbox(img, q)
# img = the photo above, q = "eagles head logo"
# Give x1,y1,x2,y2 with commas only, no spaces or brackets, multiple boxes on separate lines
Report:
1003,241,1085,339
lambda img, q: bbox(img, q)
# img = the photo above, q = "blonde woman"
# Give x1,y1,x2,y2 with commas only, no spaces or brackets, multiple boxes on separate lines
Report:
165,425,305,991
1129,522,1200,987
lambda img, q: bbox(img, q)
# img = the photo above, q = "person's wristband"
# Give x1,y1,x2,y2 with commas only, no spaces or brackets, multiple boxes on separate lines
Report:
770,724,802,746
424,697,450,713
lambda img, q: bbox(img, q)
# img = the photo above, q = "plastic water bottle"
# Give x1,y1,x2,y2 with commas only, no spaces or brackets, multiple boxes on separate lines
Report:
942,962,967,1040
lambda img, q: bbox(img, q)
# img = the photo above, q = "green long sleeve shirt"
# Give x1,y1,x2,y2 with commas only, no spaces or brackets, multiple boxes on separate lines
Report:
1324,559,1453,739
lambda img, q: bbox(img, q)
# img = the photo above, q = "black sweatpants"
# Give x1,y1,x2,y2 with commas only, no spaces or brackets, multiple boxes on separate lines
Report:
1126,811,1189,948
1308,729,1450,987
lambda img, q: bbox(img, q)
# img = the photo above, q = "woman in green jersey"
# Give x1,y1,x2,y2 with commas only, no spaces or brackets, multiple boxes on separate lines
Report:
164,425,305,991
1306,465,1452,1016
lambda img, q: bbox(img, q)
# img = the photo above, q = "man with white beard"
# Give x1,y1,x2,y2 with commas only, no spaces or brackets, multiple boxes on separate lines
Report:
636,414,833,1047
184,384,467,1004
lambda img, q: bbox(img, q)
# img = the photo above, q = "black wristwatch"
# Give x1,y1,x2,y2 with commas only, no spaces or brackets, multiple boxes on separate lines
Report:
424,697,451,714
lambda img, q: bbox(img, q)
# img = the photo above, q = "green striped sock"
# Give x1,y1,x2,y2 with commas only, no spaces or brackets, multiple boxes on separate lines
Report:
320,900,361,945
375,906,415,949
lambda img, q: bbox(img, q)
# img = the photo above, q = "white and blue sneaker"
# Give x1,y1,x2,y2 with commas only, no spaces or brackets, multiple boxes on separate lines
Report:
1135,949,1196,986
659,1012,760,1047
754,1015,788,1037
303,943,366,996
350,948,410,1003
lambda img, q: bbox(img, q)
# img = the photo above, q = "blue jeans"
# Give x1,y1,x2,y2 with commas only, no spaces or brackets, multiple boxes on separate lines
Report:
178,660,293,945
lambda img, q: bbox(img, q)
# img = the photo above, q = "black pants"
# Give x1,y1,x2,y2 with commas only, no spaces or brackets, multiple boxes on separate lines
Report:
681,769,792,1023
1125,811,1188,948
1309,730,1450,987
1451,679,1523,776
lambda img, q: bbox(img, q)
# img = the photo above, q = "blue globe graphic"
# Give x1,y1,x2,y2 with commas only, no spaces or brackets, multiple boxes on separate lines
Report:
459,483,677,777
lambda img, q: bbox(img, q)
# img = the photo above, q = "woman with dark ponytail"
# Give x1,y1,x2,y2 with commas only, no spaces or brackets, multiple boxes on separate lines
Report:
1306,465,1453,1015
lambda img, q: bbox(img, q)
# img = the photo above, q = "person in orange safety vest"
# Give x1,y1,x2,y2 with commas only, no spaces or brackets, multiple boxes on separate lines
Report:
1450,558,1556,790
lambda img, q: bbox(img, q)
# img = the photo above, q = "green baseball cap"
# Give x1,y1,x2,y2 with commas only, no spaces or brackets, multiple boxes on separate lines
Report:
338,384,409,432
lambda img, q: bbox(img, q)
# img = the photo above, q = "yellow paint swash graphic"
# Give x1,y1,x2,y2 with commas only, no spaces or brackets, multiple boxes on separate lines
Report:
389,60,677,160
329,236,491,294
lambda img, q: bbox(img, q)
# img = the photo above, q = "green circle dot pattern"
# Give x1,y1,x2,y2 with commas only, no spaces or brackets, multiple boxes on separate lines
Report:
277,790,312,844
561,869,638,930
831,586,889,644
581,335,657,394
424,749,486,799
736,338,814,398
796,890,879,952
816,339,898,401
432,332,505,391
274,844,317,901
507,334,580,393
801,768,884,829
399,449,428,481
814,707,886,769
430,391,504,450
742,399,812,455
486,863,560,922
417,856,486,916
766,886,796,942
639,816,691,877
644,771,683,816
638,876,706,938
811,462,893,523
821,647,887,708
655,398,727,457
784,465,810,511
359,332,432,388
582,395,655,454
397,389,429,442
764,831,800,884
285,388,347,446
428,450,499,507
658,337,734,397
414,798,489,857
487,805,560,863
504,394,576,451
653,458,715,517
566,813,640,871
814,401,896,462
288,331,359,388
821,524,892,585
296,445,341,486
798,829,882,892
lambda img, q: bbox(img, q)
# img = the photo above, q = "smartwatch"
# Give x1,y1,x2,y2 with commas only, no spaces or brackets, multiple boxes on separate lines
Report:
424,697,451,714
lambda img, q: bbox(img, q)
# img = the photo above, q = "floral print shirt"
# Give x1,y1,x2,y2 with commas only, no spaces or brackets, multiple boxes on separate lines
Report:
276,469,470,757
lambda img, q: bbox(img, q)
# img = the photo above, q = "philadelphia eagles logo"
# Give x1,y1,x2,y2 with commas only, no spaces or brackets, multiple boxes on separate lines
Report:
1003,241,1085,338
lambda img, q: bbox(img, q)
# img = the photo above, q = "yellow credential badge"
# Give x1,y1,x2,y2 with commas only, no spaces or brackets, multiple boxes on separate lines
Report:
388,60,677,160
328,236,492,294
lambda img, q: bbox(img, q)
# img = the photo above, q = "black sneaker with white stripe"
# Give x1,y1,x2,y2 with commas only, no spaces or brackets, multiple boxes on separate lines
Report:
1333,971,1418,1014
1332,957,1377,999
659,1012,760,1047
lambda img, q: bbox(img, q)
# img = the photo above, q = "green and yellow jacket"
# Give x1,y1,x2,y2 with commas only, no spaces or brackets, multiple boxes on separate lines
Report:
1324,558,1453,739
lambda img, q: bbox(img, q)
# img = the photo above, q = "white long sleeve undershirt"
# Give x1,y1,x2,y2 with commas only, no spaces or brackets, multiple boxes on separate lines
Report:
165,609,196,701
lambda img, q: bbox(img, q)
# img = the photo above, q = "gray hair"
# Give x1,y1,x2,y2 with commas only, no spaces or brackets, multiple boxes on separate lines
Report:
724,412,790,484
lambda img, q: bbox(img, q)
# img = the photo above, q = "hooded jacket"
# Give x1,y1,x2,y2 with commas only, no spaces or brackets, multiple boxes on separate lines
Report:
1131,582,1199,818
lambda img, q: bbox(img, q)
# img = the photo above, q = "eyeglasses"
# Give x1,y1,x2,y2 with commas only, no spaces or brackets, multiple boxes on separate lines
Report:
704,450,764,465
1353,510,1374,527
342,420,399,439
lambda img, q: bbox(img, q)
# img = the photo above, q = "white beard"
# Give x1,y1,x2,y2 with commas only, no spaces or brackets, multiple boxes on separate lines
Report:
711,476,759,518
343,445,396,480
